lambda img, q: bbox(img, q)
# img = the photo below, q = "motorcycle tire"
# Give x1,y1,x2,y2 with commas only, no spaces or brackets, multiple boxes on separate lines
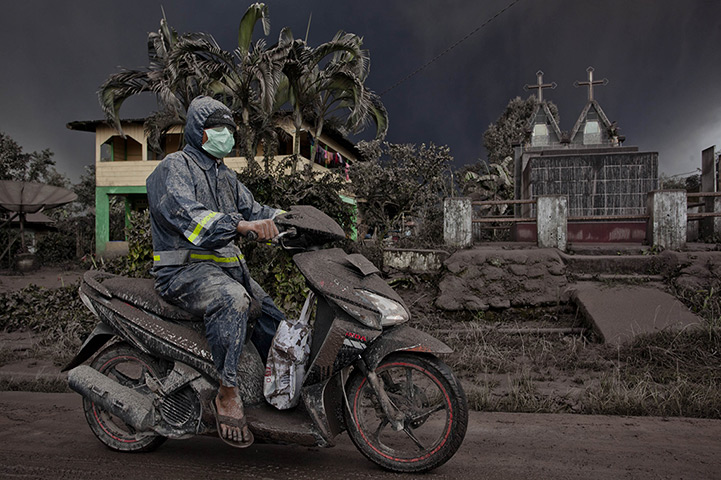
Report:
82,343,168,452
345,353,468,473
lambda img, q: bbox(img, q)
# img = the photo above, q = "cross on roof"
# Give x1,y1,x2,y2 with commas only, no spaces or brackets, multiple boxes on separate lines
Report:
524,70,557,102
574,66,608,101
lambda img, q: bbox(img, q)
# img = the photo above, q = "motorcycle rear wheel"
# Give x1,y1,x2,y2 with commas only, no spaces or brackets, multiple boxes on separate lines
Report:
82,343,168,452
345,353,468,473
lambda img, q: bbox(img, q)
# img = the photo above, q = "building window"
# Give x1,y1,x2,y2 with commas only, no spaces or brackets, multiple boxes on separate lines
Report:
532,123,549,146
101,136,142,161
100,141,113,162
583,121,601,145
148,133,183,160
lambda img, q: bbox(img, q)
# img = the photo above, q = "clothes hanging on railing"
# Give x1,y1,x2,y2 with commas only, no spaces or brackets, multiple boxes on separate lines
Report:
309,137,350,180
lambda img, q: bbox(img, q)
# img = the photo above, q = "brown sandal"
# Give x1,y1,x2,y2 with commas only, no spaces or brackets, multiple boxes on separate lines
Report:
211,397,254,448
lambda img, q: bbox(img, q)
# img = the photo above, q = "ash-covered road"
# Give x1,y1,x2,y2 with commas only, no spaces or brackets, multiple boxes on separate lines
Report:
1,392,720,479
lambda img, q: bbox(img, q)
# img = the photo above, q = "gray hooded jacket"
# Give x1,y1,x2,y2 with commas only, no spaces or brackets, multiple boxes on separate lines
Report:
147,95,280,270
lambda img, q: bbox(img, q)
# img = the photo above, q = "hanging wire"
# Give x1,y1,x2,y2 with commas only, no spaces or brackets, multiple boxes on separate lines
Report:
379,0,523,97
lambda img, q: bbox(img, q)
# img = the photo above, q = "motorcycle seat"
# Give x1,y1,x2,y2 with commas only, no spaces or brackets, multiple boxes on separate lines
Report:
92,273,198,322
84,271,262,324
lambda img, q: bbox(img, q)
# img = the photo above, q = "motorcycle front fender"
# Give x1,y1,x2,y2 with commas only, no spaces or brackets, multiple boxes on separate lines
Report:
60,322,115,372
362,324,453,371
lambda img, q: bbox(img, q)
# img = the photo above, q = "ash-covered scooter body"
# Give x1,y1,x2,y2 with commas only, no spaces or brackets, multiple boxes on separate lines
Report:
65,206,467,472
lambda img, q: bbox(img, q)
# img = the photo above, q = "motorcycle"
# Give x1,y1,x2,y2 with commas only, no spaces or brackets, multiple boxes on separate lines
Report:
63,206,468,473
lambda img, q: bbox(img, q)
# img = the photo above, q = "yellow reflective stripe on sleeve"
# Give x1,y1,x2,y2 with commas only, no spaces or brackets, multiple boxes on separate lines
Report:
187,211,219,244
189,253,244,263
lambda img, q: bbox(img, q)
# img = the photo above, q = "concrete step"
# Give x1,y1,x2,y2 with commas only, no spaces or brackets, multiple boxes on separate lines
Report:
571,273,665,282
570,283,703,346
561,253,669,275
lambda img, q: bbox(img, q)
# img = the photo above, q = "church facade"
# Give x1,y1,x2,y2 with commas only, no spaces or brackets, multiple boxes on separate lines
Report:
513,68,658,242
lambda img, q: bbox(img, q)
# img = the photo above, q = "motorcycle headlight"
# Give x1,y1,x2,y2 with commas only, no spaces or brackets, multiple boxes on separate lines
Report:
335,299,381,329
355,290,409,327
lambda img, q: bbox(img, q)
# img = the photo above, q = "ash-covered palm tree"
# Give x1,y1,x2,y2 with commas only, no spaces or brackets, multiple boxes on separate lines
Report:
98,9,201,154
98,4,273,156
167,6,290,161
277,28,388,166
98,3,388,165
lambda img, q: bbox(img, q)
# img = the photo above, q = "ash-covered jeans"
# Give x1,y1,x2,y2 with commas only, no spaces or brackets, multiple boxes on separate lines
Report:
155,262,284,387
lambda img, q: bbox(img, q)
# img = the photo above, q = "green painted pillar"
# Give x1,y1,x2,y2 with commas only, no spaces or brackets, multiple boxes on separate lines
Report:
95,187,110,254
94,185,147,254
340,194,358,241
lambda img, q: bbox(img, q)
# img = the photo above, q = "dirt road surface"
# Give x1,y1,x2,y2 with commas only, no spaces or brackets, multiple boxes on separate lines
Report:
1,392,720,479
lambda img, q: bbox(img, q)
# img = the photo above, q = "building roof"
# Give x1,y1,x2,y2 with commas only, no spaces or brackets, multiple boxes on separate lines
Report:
525,101,564,143
66,118,147,133
67,115,368,161
569,100,613,144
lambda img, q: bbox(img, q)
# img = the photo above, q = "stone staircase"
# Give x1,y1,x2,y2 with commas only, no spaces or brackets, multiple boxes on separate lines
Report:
560,251,702,346
561,252,667,283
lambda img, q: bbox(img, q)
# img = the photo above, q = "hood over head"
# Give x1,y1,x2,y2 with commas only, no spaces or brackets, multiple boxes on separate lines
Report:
184,96,235,149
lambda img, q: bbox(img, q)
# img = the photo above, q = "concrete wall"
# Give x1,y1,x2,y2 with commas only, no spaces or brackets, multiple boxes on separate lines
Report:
383,249,449,274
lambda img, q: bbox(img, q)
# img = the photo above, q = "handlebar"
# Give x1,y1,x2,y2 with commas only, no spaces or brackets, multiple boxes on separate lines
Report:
244,227,297,244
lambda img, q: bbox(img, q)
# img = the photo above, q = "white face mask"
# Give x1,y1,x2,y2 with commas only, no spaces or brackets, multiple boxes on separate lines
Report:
202,126,235,159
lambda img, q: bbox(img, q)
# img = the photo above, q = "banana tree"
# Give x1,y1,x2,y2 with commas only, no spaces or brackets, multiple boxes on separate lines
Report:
462,156,514,216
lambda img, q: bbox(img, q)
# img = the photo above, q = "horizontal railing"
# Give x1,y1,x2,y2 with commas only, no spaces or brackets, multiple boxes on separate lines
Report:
450,190,721,249
687,192,721,198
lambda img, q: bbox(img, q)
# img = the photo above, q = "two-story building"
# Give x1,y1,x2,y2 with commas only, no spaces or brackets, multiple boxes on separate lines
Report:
67,116,362,255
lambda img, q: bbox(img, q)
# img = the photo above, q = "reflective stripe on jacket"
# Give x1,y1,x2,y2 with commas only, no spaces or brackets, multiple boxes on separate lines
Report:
153,248,245,267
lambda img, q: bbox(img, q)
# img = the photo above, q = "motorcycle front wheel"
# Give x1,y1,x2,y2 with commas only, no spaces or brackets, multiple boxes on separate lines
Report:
345,353,468,473
82,342,168,452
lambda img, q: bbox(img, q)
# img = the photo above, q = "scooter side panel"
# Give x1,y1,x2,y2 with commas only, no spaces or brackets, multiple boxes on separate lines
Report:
305,315,380,385
299,374,346,446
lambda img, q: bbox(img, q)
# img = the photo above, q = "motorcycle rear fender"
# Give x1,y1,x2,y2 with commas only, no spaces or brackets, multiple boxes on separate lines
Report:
362,324,452,371
60,322,115,372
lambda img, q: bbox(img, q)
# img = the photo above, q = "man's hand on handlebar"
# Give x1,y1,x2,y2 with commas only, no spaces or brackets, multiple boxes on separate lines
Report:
237,219,278,241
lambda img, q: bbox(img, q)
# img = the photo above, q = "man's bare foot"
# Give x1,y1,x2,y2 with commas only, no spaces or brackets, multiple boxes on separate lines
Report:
214,383,253,447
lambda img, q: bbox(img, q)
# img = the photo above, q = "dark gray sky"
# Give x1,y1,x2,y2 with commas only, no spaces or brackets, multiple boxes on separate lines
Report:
1,0,720,182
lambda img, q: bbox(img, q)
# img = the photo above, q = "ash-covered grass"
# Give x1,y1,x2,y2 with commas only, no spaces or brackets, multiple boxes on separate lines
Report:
0,283,96,368
399,277,721,419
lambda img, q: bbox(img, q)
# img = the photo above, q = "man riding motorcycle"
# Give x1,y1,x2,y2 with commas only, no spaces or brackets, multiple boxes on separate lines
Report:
146,95,284,448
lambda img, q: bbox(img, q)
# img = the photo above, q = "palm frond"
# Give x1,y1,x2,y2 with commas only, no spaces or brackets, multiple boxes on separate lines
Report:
97,70,153,134
238,2,270,59
144,108,185,155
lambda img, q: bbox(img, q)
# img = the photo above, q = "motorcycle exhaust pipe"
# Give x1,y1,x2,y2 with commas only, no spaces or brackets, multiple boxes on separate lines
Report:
68,365,155,431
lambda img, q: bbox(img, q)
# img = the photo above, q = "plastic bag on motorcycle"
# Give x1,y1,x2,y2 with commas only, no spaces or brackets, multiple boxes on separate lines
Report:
263,292,314,409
